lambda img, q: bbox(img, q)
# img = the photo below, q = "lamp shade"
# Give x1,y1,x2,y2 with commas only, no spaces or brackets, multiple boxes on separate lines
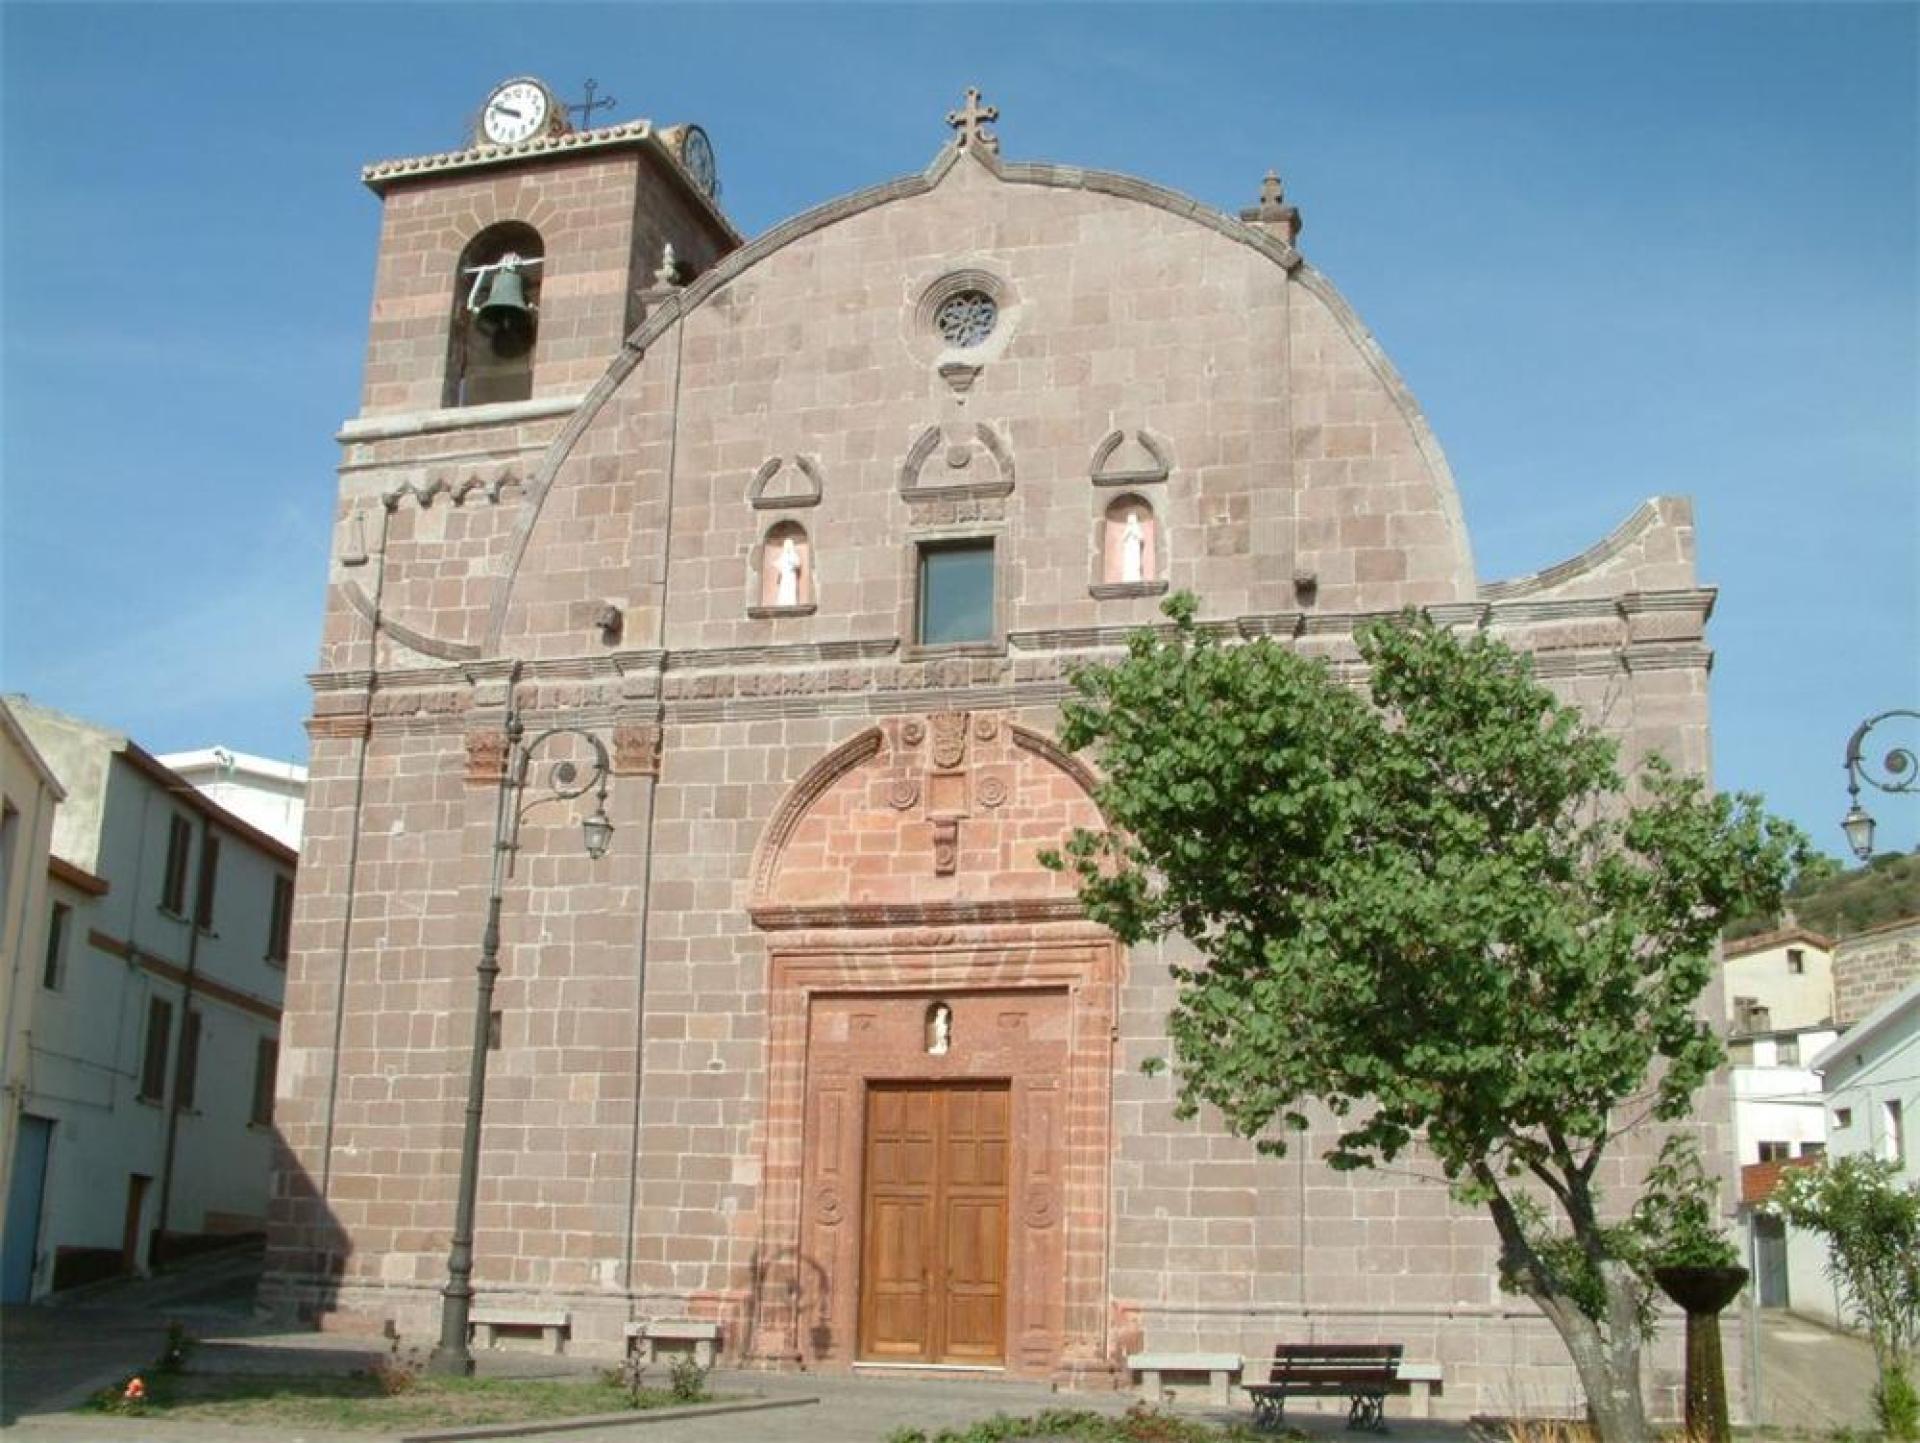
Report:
582,805,615,860
1842,802,1876,861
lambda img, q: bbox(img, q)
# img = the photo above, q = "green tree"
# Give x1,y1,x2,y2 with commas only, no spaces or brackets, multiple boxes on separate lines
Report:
1771,1156,1920,1437
1047,602,1801,1443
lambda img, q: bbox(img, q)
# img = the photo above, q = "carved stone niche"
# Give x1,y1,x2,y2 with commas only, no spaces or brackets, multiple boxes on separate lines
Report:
899,422,1014,504
750,519,817,618
1091,493,1169,600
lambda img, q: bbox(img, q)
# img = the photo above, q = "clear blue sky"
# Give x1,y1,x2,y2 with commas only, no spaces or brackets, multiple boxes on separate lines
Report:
3,3,1914,858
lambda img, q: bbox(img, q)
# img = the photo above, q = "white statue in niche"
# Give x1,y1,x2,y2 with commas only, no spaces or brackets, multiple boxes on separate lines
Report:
927,1003,952,1056
1120,510,1147,583
774,536,804,607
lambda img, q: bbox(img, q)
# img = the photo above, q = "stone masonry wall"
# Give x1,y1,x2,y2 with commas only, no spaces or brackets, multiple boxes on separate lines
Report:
1835,916,1920,1026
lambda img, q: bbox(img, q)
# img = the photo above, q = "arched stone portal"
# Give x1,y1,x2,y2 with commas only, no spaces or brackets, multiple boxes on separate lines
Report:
747,714,1118,1381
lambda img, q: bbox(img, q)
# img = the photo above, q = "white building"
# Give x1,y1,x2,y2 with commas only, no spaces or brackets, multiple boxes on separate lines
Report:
1720,927,1839,1311
1755,932,1920,1332
156,747,307,854
1723,925,1836,1034
2,698,295,1299
1816,976,1918,1178
1,699,65,1302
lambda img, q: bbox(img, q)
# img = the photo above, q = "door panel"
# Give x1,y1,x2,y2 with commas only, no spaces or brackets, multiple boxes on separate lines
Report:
2,1116,53,1303
859,1081,1009,1364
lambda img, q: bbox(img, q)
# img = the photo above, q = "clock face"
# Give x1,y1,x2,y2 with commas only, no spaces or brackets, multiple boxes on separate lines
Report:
682,126,718,196
482,80,551,146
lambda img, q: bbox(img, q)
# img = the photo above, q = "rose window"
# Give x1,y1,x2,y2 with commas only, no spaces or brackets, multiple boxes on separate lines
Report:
935,290,998,348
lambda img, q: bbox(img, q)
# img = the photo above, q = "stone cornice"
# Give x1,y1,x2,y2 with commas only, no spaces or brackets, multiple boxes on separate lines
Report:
337,394,586,446
307,587,1720,733
752,898,1087,931
360,121,742,245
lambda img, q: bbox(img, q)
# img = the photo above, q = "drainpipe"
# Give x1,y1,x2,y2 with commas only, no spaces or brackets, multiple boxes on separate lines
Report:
621,302,682,1297
320,504,390,1201
152,806,211,1269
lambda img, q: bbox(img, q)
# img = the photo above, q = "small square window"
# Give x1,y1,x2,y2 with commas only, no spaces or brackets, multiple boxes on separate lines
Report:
916,540,995,646
1834,1107,1853,1130
1757,1140,1791,1163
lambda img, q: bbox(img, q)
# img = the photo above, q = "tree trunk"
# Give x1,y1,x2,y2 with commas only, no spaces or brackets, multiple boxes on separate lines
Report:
1477,1172,1652,1443
1526,1270,1652,1443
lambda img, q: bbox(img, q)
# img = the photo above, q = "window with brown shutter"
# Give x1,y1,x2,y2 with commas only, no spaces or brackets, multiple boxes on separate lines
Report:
266,875,294,963
193,833,220,930
161,815,192,915
251,1038,278,1127
140,997,173,1101
177,1010,202,1111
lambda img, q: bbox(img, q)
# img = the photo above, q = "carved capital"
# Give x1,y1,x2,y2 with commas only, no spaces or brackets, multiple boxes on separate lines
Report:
464,729,508,784
613,723,664,777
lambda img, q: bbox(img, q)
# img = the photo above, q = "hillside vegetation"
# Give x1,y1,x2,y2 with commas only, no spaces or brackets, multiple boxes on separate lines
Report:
1726,850,1920,942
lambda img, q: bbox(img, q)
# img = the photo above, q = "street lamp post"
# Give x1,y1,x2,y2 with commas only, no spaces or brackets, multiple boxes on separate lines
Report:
428,710,614,1376
1840,709,1918,860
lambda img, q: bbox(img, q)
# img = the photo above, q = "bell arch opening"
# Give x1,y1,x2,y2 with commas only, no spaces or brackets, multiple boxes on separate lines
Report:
445,221,545,408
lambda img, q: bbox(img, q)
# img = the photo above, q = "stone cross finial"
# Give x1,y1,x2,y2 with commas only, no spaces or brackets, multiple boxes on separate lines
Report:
947,87,1000,155
1240,167,1304,243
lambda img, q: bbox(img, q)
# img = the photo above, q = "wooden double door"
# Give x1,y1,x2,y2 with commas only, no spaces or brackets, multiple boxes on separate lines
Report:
858,1081,1010,1365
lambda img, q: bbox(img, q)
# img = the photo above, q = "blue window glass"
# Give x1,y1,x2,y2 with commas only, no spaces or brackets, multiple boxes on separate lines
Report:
918,542,995,645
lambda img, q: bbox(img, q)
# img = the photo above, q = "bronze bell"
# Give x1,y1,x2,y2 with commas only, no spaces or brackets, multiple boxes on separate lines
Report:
475,263,536,358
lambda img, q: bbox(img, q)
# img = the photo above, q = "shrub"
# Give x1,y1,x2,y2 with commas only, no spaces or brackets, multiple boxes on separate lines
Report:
667,1351,708,1404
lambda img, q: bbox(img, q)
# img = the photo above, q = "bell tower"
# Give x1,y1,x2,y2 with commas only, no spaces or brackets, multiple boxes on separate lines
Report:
352,76,739,419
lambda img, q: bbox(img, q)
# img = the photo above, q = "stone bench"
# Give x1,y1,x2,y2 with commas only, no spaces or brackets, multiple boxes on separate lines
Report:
1394,1361,1443,1419
1128,1351,1243,1407
469,1306,569,1355
625,1318,722,1369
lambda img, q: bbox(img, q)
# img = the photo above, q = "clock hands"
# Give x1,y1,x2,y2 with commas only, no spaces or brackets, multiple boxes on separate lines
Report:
490,102,523,119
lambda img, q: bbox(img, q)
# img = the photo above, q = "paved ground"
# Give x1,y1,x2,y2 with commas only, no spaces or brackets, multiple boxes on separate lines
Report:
1753,1307,1879,1433
0,1250,1878,1442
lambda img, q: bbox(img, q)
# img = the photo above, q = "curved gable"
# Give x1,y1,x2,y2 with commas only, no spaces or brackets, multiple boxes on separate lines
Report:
484,144,1477,656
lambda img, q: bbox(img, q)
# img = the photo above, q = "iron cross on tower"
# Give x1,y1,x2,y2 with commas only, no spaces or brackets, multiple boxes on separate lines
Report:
947,86,1000,154
565,79,617,130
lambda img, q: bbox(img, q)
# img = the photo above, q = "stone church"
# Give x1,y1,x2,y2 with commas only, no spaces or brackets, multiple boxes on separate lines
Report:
266,82,1724,1414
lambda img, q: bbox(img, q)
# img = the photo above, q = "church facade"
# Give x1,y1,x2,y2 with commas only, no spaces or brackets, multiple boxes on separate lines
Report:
266,84,1725,1415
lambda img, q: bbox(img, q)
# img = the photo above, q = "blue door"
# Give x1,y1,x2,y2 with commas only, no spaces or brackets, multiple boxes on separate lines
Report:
3,1115,54,1303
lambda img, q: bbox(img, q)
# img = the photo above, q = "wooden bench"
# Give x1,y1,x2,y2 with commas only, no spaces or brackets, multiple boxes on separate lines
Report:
625,1318,721,1369
1245,1343,1403,1432
468,1306,569,1355
1127,1351,1243,1406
